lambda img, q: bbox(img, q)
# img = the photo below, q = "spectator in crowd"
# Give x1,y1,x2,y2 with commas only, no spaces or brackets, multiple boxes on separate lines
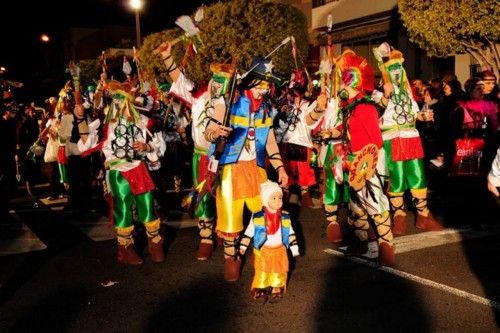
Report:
439,78,465,171
487,147,500,197
0,106,19,222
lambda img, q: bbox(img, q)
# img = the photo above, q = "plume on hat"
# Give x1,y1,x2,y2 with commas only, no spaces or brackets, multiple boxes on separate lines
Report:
337,50,374,92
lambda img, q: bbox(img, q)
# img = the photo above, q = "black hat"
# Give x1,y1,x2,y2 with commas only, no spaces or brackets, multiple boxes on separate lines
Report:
244,57,285,86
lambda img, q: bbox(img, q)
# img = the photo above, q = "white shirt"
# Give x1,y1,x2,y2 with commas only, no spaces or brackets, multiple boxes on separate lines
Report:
374,87,421,140
488,148,500,187
281,99,317,148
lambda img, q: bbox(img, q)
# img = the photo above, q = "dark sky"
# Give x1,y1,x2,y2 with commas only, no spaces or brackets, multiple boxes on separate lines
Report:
0,0,218,82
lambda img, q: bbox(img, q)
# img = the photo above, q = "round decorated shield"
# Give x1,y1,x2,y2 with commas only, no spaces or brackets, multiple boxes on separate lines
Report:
348,143,379,191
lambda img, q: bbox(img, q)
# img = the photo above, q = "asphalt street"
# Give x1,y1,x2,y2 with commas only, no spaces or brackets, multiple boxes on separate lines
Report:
1,177,500,332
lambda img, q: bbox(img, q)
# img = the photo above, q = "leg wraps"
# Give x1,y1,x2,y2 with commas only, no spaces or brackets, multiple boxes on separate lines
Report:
174,175,182,193
223,235,239,260
324,204,339,225
144,219,161,243
389,195,406,217
372,211,393,244
199,219,214,245
348,210,370,241
411,188,429,217
116,225,135,247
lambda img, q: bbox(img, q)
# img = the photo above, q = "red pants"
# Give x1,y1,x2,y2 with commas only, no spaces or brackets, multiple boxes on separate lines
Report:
285,148,316,187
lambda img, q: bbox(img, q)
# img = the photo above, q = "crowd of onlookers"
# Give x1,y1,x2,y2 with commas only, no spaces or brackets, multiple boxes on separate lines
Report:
411,71,499,202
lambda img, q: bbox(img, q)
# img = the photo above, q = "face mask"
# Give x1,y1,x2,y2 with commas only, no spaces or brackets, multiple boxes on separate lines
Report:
338,89,349,100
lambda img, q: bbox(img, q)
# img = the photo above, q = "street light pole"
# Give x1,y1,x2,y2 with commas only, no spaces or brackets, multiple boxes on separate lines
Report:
129,0,143,48
135,9,141,48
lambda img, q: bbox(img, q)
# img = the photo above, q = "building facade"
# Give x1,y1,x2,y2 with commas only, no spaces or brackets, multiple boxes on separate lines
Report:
273,0,475,84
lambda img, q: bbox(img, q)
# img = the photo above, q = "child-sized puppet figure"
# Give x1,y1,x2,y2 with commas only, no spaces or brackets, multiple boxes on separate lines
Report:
239,180,299,302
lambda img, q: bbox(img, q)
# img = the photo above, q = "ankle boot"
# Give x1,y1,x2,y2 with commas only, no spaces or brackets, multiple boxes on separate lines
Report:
116,226,143,265
147,236,164,262
145,219,165,263
416,212,444,231
378,242,395,266
390,195,407,236
117,244,143,265
223,236,240,281
224,257,241,282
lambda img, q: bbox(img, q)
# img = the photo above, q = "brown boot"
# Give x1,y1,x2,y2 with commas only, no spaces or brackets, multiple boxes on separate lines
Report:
378,242,395,267
224,257,241,282
195,243,214,261
326,222,342,243
325,204,342,243
389,195,406,235
116,226,143,265
145,219,165,263
392,214,407,236
195,219,214,261
416,213,444,231
117,244,143,265
148,236,165,263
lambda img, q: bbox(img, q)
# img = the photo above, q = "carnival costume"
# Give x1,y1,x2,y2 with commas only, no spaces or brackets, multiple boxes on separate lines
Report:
277,69,318,207
239,180,299,302
56,68,98,213
88,80,166,265
372,43,443,235
307,38,349,243
162,43,231,260
204,57,288,281
335,51,395,266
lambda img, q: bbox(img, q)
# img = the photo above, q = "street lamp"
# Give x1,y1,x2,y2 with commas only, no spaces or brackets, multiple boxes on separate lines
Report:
40,34,51,68
129,0,143,48
40,34,50,43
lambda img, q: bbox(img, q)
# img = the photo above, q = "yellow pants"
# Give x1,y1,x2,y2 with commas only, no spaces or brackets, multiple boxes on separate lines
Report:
216,160,267,234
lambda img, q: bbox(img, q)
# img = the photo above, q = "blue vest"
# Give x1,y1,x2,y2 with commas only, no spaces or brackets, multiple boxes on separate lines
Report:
252,210,292,250
208,95,273,167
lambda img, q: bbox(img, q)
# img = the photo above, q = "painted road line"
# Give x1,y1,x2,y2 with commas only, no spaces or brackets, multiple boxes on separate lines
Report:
338,225,500,259
324,248,500,310
0,214,47,256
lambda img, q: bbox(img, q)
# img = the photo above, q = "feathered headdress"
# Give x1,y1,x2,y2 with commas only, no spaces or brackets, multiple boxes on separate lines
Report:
104,80,141,123
373,43,409,91
337,50,374,92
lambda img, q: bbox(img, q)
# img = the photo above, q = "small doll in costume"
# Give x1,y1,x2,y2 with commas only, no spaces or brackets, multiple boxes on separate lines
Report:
239,180,299,302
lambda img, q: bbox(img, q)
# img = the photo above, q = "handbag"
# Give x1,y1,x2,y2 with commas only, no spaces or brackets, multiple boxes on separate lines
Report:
450,136,485,176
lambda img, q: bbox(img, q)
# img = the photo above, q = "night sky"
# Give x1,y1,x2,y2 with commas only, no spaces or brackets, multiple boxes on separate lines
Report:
0,0,218,94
